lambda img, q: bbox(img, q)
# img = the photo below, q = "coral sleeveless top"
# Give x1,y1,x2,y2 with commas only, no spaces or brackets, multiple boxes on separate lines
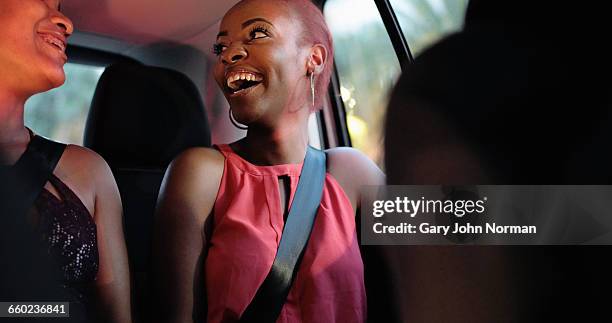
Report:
205,144,366,323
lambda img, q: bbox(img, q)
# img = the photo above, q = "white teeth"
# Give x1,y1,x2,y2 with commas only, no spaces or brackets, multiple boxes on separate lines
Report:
228,78,239,90
41,34,65,51
225,72,263,91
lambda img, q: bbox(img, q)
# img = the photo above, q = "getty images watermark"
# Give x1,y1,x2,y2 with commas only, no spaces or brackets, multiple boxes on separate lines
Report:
360,186,612,245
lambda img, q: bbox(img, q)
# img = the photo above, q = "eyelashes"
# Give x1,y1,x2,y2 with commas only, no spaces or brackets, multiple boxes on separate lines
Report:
212,25,271,56
212,43,226,56
248,26,270,40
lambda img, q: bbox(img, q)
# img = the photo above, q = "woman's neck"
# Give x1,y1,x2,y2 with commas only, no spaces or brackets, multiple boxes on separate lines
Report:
234,116,311,165
0,89,30,165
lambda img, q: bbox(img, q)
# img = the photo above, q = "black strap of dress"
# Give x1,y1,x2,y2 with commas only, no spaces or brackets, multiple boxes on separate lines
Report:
0,133,66,217
239,146,327,323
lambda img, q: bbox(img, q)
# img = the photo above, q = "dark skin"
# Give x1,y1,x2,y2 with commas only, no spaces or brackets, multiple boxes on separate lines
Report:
153,1,385,322
0,1,131,322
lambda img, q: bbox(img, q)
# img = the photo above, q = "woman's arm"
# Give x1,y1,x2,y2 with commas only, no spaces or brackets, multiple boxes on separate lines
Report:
327,148,400,323
152,148,224,323
81,149,132,323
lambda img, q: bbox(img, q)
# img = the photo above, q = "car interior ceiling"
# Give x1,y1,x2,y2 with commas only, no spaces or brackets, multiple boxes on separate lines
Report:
61,0,238,72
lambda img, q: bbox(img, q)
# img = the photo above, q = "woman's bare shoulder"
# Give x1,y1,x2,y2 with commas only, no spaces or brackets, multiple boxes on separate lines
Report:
171,147,224,168
59,144,110,176
324,147,385,211
53,145,114,214
325,147,385,188
165,147,225,188
157,147,225,221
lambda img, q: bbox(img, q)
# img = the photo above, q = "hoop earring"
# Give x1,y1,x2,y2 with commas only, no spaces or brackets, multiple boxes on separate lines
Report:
229,108,248,130
310,72,315,109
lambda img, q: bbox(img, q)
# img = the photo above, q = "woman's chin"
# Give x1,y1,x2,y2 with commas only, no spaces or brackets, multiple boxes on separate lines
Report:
42,70,66,90
231,105,259,124
233,115,253,127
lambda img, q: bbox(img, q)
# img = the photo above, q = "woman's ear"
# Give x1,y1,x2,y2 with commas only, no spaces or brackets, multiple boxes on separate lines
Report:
307,44,327,75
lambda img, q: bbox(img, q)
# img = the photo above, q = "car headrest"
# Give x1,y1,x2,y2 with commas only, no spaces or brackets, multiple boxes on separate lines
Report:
84,61,211,169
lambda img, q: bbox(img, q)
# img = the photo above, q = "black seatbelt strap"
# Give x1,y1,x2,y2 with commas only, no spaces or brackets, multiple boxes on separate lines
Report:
240,146,327,323
1,134,66,217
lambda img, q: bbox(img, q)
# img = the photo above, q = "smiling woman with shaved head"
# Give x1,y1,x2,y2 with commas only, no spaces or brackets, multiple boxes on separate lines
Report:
153,0,385,322
0,1,131,322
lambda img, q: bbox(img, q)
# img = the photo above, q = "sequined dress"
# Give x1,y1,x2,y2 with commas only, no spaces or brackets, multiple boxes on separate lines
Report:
32,173,99,302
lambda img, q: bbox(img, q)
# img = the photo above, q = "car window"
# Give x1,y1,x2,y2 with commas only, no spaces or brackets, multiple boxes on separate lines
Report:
390,0,470,57
325,0,469,167
25,63,104,145
325,0,401,168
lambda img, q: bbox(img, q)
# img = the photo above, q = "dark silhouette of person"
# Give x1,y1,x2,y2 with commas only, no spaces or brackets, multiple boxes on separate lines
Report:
385,1,611,322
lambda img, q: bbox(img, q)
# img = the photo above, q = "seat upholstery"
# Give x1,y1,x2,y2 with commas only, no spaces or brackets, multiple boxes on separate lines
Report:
84,60,211,321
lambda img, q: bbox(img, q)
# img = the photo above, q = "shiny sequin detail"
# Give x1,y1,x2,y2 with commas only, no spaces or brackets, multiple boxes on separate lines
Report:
35,174,99,284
